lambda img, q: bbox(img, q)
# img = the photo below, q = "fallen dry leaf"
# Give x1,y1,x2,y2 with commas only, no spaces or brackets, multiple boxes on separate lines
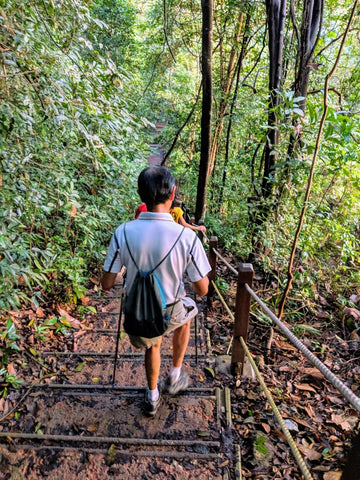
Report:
69,204,77,217
343,307,360,321
87,423,99,432
325,395,345,405
7,363,16,375
36,307,45,318
80,296,90,306
350,330,360,341
57,307,82,329
294,383,317,393
73,330,87,339
261,422,271,434
273,339,298,352
279,365,292,372
323,472,342,480
301,367,324,381
304,404,315,418
298,444,322,461
293,416,317,431
330,413,358,431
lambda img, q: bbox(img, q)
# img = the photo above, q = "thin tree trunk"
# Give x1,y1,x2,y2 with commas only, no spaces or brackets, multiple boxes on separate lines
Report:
207,11,244,177
218,10,252,207
161,82,202,165
261,0,286,198
195,0,213,223
163,0,176,63
281,0,324,187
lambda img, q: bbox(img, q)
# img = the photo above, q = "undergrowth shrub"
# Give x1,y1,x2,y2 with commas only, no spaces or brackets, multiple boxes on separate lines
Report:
0,0,149,310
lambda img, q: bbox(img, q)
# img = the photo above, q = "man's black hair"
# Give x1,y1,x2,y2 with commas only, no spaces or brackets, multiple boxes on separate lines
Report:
138,166,175,208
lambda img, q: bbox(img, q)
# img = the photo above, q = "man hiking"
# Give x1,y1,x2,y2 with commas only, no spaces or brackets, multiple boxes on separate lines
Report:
101,166,210,417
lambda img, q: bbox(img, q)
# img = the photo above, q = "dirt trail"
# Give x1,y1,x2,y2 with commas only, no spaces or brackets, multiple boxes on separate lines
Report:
148,121,166,166
0,277,231,479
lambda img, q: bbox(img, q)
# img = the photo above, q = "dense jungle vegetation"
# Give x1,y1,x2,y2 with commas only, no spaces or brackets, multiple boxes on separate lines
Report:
0,0,359,331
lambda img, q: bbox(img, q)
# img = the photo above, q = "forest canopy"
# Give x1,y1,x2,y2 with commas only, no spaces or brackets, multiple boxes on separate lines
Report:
0,0,359,318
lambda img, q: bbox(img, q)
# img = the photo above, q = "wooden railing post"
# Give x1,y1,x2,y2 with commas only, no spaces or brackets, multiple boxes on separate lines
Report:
207,236,218,308
198,219,205,242
231,263,254,376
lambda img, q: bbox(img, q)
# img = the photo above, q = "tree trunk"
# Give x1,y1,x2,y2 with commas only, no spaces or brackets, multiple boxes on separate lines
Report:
289,0,324,153
195,0,213,223
261,0,286,198
207,11,244,178
218,10,253,208
277,0,324,208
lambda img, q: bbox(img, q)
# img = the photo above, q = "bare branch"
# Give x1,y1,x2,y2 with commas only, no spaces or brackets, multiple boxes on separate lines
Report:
163,0,177,63
290,0,300,49
161,81,202,165
308,87,343,105
315,28,359,56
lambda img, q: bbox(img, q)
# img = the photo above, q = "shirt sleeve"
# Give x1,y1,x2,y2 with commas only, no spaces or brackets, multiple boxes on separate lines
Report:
135,203,147,219
171,207,184,223
103,228,122,273
186,236,211,282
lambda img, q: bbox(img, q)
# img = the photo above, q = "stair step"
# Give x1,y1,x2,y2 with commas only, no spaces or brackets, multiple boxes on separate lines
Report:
0,444,223,478
1,392,218,444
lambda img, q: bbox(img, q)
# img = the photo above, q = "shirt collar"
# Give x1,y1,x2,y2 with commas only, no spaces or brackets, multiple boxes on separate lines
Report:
138,212,174,221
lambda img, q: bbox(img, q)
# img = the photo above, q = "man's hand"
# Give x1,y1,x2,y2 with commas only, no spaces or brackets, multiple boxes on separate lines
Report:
101,271,118,291
192,276,209,296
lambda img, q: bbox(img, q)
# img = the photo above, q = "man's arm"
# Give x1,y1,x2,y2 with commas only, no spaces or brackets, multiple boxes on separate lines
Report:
192,276,209,296
101,271,118,291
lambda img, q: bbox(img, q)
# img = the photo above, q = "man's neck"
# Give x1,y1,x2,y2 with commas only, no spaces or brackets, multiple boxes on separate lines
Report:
148,200,172,213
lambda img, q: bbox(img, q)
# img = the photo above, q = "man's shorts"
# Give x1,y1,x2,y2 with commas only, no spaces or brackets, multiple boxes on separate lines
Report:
128,297,198,350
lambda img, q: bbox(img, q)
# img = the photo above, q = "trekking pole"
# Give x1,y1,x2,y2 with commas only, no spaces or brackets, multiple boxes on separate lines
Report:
112,289,124,385
193,292,198,365
195,312,198,365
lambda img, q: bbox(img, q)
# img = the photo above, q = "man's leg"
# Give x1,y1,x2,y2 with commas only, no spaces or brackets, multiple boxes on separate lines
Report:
172,320,191,368
145,337,162,390
143,337,163,416
167,320,191,394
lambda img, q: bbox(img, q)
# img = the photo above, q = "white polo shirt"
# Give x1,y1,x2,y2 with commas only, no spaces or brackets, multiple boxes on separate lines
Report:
103,212,211,304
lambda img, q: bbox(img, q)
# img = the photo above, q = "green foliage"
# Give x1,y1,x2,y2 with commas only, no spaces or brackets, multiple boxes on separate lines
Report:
0,319,21,364
77,305,97,318
89,0,137,65
0,319,23,395
32,316,72,341
0,0,148,310
0,368,24,393
292,324,321,337
215,278,230,294
0,0,359,325
254,435,269,455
